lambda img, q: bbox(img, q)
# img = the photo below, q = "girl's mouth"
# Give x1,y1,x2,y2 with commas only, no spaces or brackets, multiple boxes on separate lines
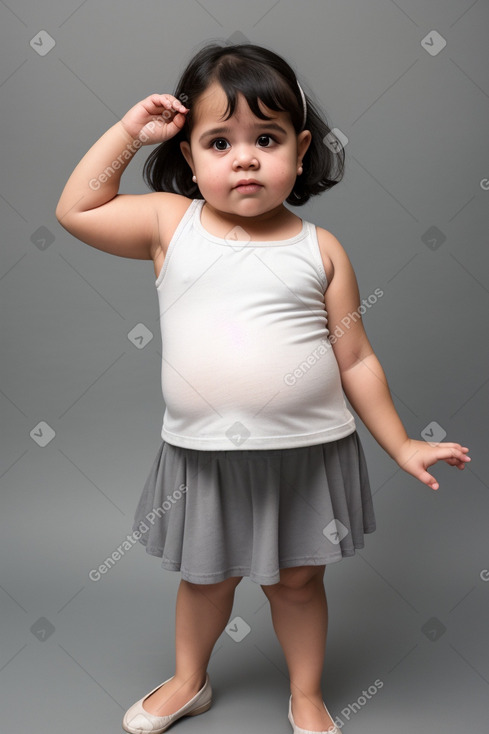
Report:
234,184,263,194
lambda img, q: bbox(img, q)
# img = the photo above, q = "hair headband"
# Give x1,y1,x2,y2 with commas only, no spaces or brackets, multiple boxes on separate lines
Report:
296,80,307,131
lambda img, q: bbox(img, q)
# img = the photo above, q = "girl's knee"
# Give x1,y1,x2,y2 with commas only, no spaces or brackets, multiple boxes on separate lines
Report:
184,575,242,593
279,564,325,589
262,565,325,599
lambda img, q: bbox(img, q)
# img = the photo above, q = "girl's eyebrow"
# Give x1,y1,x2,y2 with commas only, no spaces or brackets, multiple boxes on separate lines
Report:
198,122,288,144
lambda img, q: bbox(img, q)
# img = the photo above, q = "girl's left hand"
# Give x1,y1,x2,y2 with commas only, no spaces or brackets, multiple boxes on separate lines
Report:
394,438,471,490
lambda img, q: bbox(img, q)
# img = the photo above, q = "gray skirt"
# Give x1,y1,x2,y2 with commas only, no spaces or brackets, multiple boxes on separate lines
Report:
132,431,376,586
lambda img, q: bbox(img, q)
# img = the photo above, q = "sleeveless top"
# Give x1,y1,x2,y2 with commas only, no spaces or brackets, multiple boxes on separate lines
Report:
155,198,356,450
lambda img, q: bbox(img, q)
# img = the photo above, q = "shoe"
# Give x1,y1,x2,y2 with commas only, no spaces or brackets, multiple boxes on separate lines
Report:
122,673,212,733
288,694,341,734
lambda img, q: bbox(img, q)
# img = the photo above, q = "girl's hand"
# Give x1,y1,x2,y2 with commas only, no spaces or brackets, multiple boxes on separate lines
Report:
394,438,471,491
120,94,189,144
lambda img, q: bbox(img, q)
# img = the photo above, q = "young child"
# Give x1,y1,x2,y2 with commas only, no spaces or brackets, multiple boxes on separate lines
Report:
56,42,471,734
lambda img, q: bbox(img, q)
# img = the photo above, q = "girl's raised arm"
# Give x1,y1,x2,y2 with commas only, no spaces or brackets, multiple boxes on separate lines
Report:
55,94,189,260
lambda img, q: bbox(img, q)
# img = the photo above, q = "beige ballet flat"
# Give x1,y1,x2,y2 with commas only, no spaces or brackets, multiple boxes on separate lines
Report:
122,673,212,733
288,694,341,734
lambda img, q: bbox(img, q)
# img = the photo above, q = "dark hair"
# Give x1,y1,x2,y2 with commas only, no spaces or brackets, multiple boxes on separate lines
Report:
143,42,345,206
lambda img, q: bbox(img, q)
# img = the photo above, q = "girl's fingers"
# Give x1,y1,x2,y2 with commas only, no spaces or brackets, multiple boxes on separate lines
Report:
430,448,470,473
432,445,471,463
149,94,188,113
421,444,471,487
420,470,439,490
399,439,470,491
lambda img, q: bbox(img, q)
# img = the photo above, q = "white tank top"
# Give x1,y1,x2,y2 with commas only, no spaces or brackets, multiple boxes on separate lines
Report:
156,198,356,450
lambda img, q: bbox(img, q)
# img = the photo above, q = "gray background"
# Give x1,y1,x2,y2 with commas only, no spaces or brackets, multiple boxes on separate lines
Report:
1,1,488,732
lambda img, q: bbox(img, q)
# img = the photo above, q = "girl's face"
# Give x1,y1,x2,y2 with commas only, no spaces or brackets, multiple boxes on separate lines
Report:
180,82,311,222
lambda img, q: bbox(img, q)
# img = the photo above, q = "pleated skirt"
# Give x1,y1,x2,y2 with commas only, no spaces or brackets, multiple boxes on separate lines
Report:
131,431,376,586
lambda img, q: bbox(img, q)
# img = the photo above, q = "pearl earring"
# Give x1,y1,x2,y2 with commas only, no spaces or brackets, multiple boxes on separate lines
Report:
297,165,303,175
192,175,197,183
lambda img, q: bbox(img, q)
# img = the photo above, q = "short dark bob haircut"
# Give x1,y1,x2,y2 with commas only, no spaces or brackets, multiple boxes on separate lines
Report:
143,42,345,206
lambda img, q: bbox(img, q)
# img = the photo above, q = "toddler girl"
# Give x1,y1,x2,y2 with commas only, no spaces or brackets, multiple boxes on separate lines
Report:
56,42,470,734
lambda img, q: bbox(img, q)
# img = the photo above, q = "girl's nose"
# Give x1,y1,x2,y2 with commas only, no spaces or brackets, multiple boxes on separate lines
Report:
232,150,259,169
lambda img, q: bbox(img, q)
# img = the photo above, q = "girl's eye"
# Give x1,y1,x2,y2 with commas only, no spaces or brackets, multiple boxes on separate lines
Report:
212,138,229,151
257,135,274,147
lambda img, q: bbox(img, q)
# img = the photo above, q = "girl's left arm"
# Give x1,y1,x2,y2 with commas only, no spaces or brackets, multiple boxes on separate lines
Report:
321,231,471,491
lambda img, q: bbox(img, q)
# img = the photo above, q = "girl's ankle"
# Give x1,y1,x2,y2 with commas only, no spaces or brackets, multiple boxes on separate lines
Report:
173,672,206,691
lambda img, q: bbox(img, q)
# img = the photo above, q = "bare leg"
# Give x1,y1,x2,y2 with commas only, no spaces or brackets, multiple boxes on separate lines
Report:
143,576,241,716
262,566,337,731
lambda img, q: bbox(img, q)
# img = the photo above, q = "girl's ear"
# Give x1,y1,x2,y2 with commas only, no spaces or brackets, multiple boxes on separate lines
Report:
180,141,195,175
297,130,312,161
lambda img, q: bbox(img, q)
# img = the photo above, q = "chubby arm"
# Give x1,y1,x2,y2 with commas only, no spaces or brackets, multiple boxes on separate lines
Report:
320,229,471,490
55,121,160,260
55,94,189,261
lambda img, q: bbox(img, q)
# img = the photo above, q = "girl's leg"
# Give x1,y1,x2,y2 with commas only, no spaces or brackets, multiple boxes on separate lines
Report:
261,565,337,732
143,575,242,716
